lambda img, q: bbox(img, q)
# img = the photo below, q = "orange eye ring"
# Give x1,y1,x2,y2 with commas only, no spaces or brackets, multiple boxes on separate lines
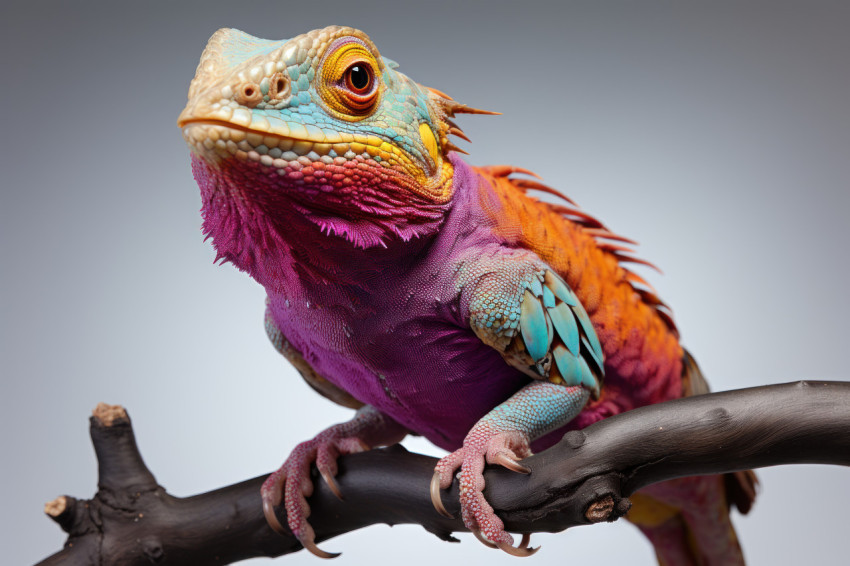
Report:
319,39,382,119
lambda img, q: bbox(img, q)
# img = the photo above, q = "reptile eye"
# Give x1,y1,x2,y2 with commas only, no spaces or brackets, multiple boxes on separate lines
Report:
319,39,381,120
334,61,378,114
345,64,372,94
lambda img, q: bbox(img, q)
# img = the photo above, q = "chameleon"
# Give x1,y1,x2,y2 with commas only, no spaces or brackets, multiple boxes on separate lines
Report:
178,26,757,564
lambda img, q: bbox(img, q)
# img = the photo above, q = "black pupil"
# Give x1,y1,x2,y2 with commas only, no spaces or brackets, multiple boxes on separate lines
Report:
349,65,370,90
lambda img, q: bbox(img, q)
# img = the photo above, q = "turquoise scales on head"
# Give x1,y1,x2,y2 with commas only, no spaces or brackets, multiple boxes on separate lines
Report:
180,25,756,564
182,27,437,161
180,26,497,248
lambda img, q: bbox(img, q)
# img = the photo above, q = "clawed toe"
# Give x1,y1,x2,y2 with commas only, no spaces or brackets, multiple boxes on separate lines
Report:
473,529,498,548
430,471,453,518
261,471,287,535
498,534,540,557
262,495,288,535
474,529,540,556
261,466,340,558
319,468,344,500
302,537,341,559
431,468,540,557
433,435,539,556
258,408,407,558
492,452,531,474
298,524,341,559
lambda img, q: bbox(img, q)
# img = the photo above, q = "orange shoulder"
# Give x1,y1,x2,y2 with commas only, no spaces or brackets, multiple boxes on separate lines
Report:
471,165,683,401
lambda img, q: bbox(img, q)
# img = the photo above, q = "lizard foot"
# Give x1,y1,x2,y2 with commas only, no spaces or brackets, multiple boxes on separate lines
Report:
261,433,368,558
431,425,540,557
261,406,407,559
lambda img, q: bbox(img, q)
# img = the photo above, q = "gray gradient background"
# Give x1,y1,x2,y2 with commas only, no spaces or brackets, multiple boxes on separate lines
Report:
2,1,849,564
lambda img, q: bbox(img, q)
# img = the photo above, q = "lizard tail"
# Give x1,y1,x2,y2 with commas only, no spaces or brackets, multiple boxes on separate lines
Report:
627,350,758,565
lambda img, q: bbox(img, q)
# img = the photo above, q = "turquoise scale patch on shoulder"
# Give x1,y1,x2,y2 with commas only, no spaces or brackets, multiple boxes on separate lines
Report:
520,290,549,362
553,344,579,377
548,302,580,355
530,276,544,297
542,285,556,308
544,270,578,306
516,270,604,398
577,357,599,394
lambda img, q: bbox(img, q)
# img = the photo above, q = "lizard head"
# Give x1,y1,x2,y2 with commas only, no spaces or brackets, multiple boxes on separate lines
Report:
179,26,493,255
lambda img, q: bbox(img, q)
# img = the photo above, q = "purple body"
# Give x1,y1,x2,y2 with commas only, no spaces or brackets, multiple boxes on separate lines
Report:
195,154,605,450
263,158,527,450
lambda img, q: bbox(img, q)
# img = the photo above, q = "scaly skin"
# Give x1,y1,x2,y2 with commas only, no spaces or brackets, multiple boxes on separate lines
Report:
180,26,754,563
260,406,407,557
433,382,589,552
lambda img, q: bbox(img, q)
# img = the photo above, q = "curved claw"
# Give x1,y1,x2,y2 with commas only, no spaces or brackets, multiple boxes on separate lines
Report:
302,537,341,559
430,472,454,518
262,472,288,535
472,529,498,549
518,533,532,549
493,453,531,474
262,496,288,536
497,539,540,557
320,468,344,501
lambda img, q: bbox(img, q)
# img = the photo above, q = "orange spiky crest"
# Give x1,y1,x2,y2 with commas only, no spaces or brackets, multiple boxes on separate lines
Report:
474,165,678,337
424,87,501,157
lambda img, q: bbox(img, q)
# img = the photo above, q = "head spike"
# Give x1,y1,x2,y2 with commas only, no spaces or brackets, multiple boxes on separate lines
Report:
443,141,470,155
448,126,472,143
447,101,501,116
426,86,454,100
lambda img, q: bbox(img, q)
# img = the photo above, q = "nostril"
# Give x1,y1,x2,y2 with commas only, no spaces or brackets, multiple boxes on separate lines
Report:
237,83,263,107
268,72,290,100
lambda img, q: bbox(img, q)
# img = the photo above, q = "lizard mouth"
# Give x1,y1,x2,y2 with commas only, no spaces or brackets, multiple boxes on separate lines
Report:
180,116,414,168
179,118,340,160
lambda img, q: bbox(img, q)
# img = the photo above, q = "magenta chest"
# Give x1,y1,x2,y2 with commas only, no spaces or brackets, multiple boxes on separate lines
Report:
266,278,528,450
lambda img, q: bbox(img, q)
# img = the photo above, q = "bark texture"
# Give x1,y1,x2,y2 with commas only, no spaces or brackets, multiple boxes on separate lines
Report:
36,381,850,565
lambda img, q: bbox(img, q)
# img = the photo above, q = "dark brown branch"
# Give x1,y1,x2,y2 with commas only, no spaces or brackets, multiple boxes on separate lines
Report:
36,381,850,565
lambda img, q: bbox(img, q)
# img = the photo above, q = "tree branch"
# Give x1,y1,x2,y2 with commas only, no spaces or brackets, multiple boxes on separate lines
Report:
36,381,850,565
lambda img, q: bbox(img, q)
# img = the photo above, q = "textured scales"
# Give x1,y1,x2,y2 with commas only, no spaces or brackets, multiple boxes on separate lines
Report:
434,382,590,548
260,405,407,555
462,258,603,397
181,26,754,564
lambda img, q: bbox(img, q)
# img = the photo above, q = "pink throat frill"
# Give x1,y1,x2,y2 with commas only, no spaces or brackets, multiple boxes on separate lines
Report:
191,154,451,286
